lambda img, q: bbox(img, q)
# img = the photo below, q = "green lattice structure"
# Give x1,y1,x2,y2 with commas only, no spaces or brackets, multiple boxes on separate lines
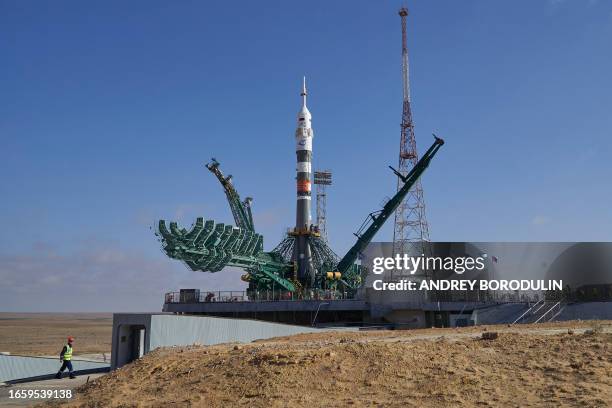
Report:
157,218,296,291
157,137,443,297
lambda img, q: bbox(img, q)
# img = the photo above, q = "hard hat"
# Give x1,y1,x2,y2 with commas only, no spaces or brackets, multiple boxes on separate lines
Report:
67,336,75,342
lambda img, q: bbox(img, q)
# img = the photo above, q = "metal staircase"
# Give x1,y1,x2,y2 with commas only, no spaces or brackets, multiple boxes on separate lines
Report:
513,300,565,324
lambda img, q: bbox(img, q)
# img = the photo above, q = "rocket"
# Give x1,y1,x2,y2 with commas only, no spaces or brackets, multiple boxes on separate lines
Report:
294,77,315,286
295,77,313,229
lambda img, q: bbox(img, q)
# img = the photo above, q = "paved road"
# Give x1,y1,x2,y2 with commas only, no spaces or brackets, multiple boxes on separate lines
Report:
0,373,106,407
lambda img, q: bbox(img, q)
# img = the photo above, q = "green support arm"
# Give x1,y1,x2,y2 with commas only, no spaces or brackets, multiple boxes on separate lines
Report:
206,159,255,232
335,136,445,275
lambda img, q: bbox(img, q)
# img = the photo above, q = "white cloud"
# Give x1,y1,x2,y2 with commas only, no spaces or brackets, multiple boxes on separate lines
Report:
0,241,245,312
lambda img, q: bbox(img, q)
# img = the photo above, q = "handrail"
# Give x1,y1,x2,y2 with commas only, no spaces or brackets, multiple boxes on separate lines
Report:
164,290,352,303
531,300,547,314
512,299,543,325
535,301,562,324
312,302,330,326
549,304,565,322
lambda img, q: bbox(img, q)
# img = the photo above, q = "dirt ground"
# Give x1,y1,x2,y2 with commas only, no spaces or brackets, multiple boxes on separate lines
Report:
0,313,112,356
45,320,611,408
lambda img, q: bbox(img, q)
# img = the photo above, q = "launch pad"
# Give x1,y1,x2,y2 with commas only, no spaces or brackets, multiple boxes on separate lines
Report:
161,290,496,328
154,7,448,318
155,79,444,302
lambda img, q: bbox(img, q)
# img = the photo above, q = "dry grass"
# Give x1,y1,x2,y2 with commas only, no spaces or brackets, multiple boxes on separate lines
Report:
0,313,112,356
45,321,611,408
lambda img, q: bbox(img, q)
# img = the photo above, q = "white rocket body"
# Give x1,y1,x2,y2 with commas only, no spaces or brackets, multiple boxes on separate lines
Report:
294,78,315,285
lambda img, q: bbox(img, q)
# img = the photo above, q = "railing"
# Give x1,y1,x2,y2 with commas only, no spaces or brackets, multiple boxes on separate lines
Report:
535,300,563,323
164,289,352,304
531,300,547,314
512,299,543,325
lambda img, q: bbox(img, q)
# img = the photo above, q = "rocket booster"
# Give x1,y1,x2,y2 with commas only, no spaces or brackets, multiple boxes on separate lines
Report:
295,76,313,229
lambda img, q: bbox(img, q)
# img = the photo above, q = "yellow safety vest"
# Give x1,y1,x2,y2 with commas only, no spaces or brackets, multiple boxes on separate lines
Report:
63,344,73,361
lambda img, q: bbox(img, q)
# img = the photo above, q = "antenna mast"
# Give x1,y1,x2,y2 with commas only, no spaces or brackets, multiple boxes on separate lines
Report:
392,7,430,259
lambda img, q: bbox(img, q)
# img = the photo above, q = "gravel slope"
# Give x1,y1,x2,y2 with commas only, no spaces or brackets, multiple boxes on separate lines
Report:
45,321,611,407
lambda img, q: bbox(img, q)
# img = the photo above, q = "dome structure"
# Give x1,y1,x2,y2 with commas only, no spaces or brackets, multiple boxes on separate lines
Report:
544,243,612,301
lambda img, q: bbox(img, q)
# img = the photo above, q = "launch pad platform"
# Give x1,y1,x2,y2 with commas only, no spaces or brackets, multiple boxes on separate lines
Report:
162,290,495,327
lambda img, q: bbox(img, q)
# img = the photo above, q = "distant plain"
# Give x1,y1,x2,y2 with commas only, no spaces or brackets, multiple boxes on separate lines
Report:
0,313,112,356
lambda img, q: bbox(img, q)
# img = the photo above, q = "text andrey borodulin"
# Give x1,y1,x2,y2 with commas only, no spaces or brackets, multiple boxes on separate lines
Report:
371,255,563,292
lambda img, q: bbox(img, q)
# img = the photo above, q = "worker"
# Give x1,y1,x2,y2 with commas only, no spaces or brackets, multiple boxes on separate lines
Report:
55,336,76,379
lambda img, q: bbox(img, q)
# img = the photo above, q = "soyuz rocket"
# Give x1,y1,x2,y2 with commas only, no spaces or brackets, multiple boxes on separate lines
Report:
293,77,315,286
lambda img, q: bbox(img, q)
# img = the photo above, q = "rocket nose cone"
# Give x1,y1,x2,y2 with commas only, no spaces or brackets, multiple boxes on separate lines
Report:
298,105,311,119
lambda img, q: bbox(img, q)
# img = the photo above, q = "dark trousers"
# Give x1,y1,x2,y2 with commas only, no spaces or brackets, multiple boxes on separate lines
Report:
57,360,74,376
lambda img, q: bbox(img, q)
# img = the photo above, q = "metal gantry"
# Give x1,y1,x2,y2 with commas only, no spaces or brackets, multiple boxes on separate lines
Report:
313,170,332,241
156,137,444,297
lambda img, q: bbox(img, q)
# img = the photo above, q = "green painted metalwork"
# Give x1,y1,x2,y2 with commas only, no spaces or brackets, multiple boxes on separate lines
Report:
206,159,254,232
335,136,444,275
157,217,295,291
156,137,444,297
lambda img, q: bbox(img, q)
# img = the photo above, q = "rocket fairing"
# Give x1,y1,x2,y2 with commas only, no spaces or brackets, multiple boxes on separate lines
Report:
294,77,315,285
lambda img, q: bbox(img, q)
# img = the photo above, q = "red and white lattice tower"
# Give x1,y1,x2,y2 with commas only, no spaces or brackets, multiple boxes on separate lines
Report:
392,7,430,258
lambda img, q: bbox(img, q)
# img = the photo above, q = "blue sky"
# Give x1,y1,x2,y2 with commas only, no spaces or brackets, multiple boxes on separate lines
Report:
1,0,611,311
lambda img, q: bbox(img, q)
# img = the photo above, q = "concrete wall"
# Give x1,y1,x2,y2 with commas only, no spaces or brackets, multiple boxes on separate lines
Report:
471,303,530,325
149,314,320,349
470,302,612,325
112,313,325,370
449,313,473,327
554,302,612,321
380,310,426,328
111,314,152,370
0,355,108,384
